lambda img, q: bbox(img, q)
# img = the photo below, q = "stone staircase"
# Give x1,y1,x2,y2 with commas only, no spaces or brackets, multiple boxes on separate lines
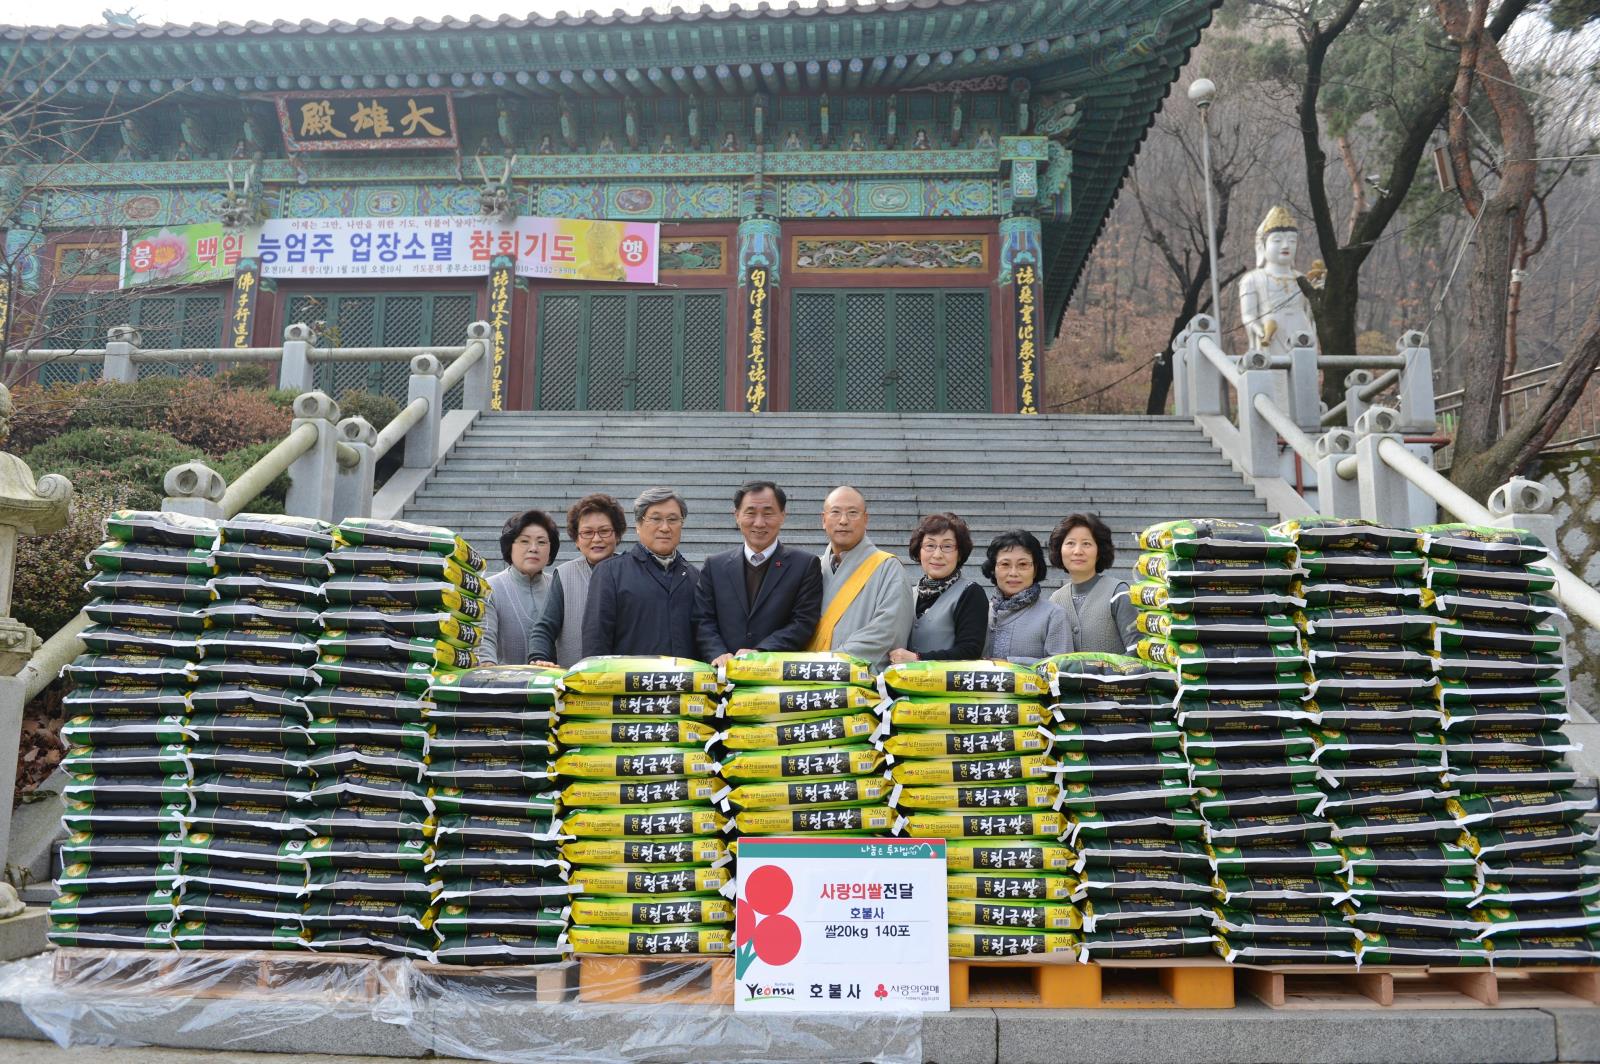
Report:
402,412,1276,584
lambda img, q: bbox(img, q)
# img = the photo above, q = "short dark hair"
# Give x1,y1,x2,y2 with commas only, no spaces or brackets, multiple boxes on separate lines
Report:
500,508,560,565
908,512,974,567
566,493,626,541
981,529,1049,586
1049,513,1116,573
733,480,787,511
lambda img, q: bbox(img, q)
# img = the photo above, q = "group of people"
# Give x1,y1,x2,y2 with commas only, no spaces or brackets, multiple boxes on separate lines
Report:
477,483,1139,672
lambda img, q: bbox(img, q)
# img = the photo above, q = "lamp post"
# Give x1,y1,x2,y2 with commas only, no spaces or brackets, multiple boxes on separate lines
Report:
1188,77,1222,323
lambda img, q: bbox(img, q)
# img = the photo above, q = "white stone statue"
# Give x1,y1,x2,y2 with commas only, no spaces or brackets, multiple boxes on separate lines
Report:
1238,205,1322,358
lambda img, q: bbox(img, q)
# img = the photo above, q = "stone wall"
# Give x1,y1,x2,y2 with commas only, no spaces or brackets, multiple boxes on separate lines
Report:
1535,449,1600,710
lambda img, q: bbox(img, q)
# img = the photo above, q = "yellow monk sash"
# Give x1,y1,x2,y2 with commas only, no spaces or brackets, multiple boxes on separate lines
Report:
807,549,895,652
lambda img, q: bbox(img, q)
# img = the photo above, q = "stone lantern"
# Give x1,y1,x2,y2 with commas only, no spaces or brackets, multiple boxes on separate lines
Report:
0,383,72,917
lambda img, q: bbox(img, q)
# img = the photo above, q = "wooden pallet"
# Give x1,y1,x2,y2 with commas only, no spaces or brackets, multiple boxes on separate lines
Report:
950,958,1234,1009
1243,964,1600,1010
578,954,733,1005
51,948,388,1002
411,959,577,1002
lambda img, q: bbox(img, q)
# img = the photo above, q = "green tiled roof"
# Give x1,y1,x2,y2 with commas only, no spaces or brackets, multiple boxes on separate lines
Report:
2,0,1219,327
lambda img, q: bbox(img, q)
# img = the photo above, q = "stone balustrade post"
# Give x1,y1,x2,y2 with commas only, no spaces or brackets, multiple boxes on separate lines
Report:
161,462,226,519
462,322,492,413
1353,405,1410,527
1288,332,1320,431
1397,330,1436,433
1186,315,1226,418
0,383,72,896
285,391,340,520
279,322,316,393
405,354,444,470
1487,477,1560,564
1170,329,1191,417
1314,428,1360,517
333,416,377,522
1344,370,1372,430
1237,350,1280,478
102,325,139,384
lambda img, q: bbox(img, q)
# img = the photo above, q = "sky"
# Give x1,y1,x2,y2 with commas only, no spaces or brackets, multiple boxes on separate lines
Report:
12,0,743,28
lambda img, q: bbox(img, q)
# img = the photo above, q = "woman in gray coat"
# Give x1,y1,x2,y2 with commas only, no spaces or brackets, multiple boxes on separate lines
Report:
889,512,989,664
479,508,559,666
982,529,1072,666
1048,513,1137,654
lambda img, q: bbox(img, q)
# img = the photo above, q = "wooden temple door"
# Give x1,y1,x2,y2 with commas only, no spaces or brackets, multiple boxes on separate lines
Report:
534,290,725,411
788,288,990,412
284,290,477,407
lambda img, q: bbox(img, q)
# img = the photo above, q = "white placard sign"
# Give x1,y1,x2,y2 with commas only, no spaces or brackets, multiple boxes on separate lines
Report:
734,837,949,1012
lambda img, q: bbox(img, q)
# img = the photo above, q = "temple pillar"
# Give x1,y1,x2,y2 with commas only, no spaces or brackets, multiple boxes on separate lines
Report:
736,180,780,413
998,214,1044,415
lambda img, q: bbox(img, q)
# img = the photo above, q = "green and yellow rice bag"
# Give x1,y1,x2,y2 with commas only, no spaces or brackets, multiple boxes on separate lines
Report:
886,697,1048,729
733,805,896,834
570,897,734,927
719,713,879,750
553,748,721,780
880,727,1050,759
721,651,873,688
563,807,727,839
722,684,878,720
105,510,220,548
944,839,1075,872
571,865,730,896
335,517,484,569
879,659,1049,698
720,776,892,811
947,872,1074,901
561,779,722,807
1137,519,1295,560
559,692,721,719
1275,516,1418,553
567,926,732,955
948,900,1082,931
720,747,883,781
562,656,722,695
1418,523,1549,565
892,782,1059,811
556,719,719,747
888,753,1055,786
899,810,1066,839
429,665,562,704
562,838,727,866
948,929,1078,957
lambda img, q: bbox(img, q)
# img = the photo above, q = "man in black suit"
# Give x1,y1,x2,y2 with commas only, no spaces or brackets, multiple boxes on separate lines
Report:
693,480,823,668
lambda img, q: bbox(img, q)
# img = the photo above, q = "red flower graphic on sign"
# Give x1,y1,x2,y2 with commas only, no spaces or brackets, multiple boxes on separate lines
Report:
875,984,888,1000
737,863,802,976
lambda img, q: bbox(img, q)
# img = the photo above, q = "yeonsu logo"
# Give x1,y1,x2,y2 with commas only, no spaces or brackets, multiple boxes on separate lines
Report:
743,981,797,1001
736,864,802,979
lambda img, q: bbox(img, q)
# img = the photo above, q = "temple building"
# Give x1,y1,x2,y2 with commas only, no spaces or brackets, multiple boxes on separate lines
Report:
1,0,1217,413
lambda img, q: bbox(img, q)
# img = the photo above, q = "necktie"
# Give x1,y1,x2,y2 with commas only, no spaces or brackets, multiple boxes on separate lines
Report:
750,552,765,567
830,553,841,574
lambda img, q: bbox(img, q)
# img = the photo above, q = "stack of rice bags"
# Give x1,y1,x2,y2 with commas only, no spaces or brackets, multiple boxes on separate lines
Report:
1039,652,1204,962
719,651,890,840
557,656,733,958
1132,519,1349,965
299,517,489,959
173,514,334,951
1282,516,1479,966
50,511,215,950
877,658,1071,960
424,665,571,964
1421,523,1600,965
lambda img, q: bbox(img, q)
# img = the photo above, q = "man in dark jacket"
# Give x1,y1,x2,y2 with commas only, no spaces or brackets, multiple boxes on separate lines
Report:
693,480,823,668
582,487,700,658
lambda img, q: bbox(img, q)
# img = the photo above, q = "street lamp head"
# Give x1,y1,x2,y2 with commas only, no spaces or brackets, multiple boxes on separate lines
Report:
1188,78,1216,109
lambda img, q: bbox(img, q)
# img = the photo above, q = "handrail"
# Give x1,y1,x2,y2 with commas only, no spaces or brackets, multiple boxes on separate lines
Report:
1253,393,1318,464
371,397,429,462
1,349,107,360
1321,369,1402,426
438,338,486,392
1317,355,1406,370
130,348,283,362
219,422,319,517
1196,334,1243,388
307,344,470,363
1375,437,1600,630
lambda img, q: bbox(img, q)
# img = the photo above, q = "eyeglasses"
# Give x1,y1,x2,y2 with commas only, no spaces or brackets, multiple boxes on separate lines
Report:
921,543,959,555
576,529,616,541
642,515,684,527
